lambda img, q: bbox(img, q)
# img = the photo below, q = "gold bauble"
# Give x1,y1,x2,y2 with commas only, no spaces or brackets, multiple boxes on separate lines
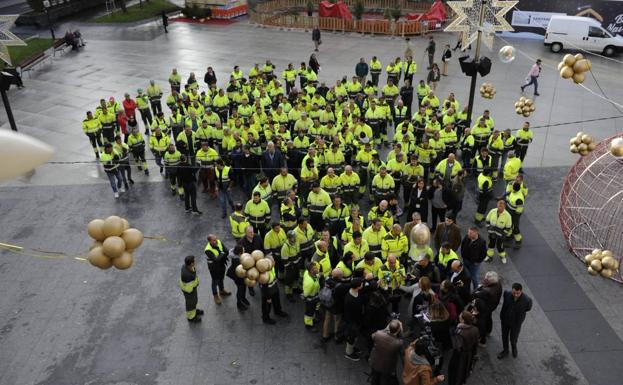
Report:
613,259,620,270
88,246,112,269
560,66,574,79
121,218,130,231
87,219,106,241
588,266,598,276
579,149,589,156
251,250,265,261
529,105,536,112
519,96,527,102
577,131,585,138
514,102,521,108
246,267,259,280
563,54,576,67
574,53,584,62
592,248,603,256
572,72,585,84
515,108,523,114
588,142,596,151
112,251,133,270
522,106,530,113
600,268,613,278
235,264,247,278
557,61,565,71
602,250,613,258
121,228,143,250
573,136,582,146
573,59,590,74
89,241,103,251
523,112,531,117
601,256,616,270
258,272,270,284
578,143,588,152
584,254,595,264
525,99,533,106
411,223,430,247
570,144,579,154
244,278,257,287
102,215,125,237
241,254,255,269
102,236,126,259
609,138,623,157
581,134,593,145
255,258,270,273
590,259,603,271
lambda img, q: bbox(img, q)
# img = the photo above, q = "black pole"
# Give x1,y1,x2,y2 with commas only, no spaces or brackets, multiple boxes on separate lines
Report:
45,9,55,40
465,0,487,128
466,66,478,128
1,88,18,132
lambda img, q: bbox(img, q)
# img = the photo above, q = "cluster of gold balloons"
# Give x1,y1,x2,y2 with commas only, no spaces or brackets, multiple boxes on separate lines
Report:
514,97,535,117
87,216,143,270
235,250,274,287
585,249,619,278
569,131,596,156
609,137,623,158
558,54,592,84
479,83,496,99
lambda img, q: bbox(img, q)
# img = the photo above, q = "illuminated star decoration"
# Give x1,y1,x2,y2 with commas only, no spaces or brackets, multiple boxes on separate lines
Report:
0,15,26,66
444,0,517,50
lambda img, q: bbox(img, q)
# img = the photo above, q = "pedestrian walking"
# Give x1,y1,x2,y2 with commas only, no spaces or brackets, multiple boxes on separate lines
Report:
498,283,532,359
521,59,542,96
179,255,204,323
425,35,436,69
441,44,452,76
162,10,169,33
427,63,441,91
100,143,127,199
312,26,321,51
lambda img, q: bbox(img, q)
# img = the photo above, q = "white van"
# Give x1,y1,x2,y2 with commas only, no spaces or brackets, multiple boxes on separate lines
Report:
544,15,623,56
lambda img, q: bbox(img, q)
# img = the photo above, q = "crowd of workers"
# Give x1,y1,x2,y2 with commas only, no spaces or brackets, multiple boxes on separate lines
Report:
83,50,536,384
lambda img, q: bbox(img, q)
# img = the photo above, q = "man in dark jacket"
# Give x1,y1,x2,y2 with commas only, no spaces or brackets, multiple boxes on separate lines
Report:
342,278,365,361
400,79,414,117
498,283,532,359
312,26,321,51
179,255,204,323
460,227,487,288
238,226,263,297
178,156,201,214
434,213,462,251
472,270,502,344
355,57,369,84
411,256,441,290
369,320,403,385
450,260,471,306
204,234,231,305
261,141,285,181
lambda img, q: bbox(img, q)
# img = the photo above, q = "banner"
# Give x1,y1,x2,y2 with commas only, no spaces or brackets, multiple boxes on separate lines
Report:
511,11,565,28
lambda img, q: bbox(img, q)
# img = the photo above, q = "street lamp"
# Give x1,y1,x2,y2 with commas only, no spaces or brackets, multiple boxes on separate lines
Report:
43,0,55,40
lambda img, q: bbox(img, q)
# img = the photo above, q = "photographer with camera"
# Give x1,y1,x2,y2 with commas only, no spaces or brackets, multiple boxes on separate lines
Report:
369,319,404,385
403,336,445,385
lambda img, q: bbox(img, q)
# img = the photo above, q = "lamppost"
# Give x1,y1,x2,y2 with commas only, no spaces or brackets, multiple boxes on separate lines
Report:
43,0,56,40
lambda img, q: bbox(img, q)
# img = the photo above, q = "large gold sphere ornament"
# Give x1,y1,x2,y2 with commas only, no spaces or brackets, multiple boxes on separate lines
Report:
584,254,596,264
609,137,623,158
558,54,591,84
479,82,496,99
121,218,130,231
513,97,535,117
251,250,264,261
244,278,257,287
121,228,143,250
601,256,616,270
572,73,585,84
560,66,574,79
255,258,270,273
246,267,259,280
89,241,103,251
498,45,515,63
88,246,113,270
563,54,576,67
600,268,614,278
235,264,247,278
411,224,430,247
102,236,126,259
87,219,107,241
112,251,134,270
102,215,125,237
240,253,254,269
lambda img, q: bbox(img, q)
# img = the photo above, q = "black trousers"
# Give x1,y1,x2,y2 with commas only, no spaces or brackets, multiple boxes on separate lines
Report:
86,132,103,151
488,234,505,253
516,145,528,161
150,100,162,115
235,280,247,305
501,321,521,352
183,182,197,210
431,207,446,230
261,285,283,320
209,268,225,295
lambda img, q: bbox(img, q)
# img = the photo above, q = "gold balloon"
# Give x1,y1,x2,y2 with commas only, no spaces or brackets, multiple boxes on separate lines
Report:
102,216,125,237
244,278,257,287
121,228,143,250
601,256,616,270
246,267,259,280
519,96,527,102
88,246,112,269
573,59,590,74
588,143,596,151
563,54,576,67
574,53,584,62
581,135,592,144
600,268,613,278
411,224,430,247
588,266,598,276
251,250,265,261
609,138,623,158
572,136,582,146
590,259,603,271
584,254,595,264
557,61,565,71
570,145,579,154
121,218,130,231
602,250,613,258
87,219,106,241
613,259,620,271
514,102,521,108
560,66,574,79
592,248,603,258
241,254,255,269
255,258,270,273
515,108,523,114
89,241,103,251
102,236,126,259
577,131,585,138
258,272,270,284
235,264,247,278
572,73,585,84
112,251,133,270
523,112,531,117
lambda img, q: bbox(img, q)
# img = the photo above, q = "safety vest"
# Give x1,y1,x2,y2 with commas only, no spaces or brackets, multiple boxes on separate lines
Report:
215,166,231,188
149,135,170,153
281,241,301,265
100,151,119,172
370,59,382,74
280,203,298,231
196,148,219,168
435,159,462,179
415,146,436,166
169,73,181,88
367,207,394,231
82,117,101,134
204,240,225,266
378,261,406,291
477,173,493,194
487,135,504,156
295,225,316,256
438,249,459,267
179,265,199,294
516,129,533,147
163,150,182,166
355,257,383,276
363,226,387,258
475,155,492,174
320,175,342,196
340,172,360,194
486,209,512,237
371,174,395,197
229,211,249,239
381,232,408,260
503,157,522,181
506,190,525,215
244,200,270,225
307,189,332,215
272,174,298,201
323,204,349,227
264,229,287,258
343,240,369,261
303,270,320,299
127,133,145,151
336,260,353,278
147,84,162,102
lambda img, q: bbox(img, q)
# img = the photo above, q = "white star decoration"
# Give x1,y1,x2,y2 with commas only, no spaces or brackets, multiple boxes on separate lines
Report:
444,0,517,50
0,15,26,66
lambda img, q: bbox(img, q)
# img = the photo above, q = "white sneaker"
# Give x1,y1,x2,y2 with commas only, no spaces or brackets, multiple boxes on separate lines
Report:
501,257,507,264
114,192,120,199
119,187,126,193
484,256,492,263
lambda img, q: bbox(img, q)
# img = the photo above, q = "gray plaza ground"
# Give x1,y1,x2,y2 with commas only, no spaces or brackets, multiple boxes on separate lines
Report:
1,17,623,385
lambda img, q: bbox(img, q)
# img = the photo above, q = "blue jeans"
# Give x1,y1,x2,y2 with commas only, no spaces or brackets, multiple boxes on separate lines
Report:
218,189,233,216
523,76,538,94
463,259,481,289
106,170,123,193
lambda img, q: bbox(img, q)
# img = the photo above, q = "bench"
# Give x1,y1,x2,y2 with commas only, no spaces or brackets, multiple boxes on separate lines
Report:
18,52,50,77
53,38,70,57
